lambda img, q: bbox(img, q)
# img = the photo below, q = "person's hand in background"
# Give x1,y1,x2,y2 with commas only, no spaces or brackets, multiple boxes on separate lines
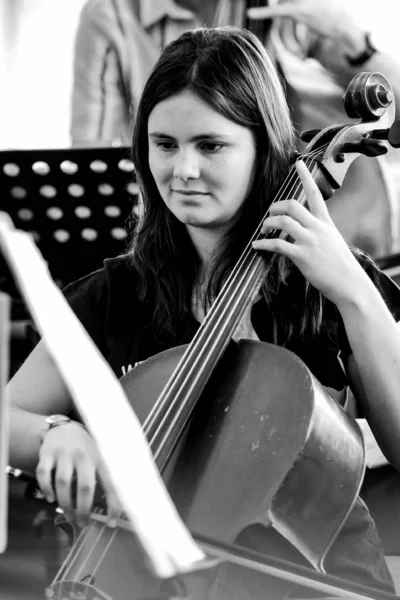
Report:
246,0,367,56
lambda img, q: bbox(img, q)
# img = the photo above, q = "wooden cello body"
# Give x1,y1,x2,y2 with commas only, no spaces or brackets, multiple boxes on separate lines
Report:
122,339,365,569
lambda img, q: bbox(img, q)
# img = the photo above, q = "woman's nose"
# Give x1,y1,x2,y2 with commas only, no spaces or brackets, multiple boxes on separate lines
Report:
173,149,200,181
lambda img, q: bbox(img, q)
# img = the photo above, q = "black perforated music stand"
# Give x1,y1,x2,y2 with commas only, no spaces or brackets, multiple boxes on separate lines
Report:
0,146,138,295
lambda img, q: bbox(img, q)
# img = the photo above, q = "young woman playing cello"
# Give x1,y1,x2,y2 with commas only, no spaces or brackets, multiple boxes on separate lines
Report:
7,26,400,599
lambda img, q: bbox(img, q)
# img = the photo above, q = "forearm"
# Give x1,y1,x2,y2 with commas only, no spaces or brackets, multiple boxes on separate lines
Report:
9,405,48,473
338,276,400,468
7,340,74,471
313,37,400,120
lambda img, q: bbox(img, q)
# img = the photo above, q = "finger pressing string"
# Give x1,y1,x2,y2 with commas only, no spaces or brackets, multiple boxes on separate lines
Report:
295,160,330,218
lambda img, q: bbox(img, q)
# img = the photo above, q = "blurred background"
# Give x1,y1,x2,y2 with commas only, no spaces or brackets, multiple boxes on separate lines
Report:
0,0,87,149
0,0,398,150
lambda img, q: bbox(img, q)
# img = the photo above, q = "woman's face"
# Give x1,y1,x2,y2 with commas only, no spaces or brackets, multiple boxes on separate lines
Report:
148,91,257,235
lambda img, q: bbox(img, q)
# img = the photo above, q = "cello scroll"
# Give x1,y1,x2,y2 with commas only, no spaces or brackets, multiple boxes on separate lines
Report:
298,73,400,200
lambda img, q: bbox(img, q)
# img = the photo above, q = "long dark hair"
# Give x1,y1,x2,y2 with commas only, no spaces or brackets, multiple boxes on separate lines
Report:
129,26,357,344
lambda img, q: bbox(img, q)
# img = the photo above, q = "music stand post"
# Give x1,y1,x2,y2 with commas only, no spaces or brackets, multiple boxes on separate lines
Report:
0,292,10,553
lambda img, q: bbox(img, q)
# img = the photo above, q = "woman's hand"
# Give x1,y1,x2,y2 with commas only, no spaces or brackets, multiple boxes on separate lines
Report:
252,160,370,307
36,422,122,528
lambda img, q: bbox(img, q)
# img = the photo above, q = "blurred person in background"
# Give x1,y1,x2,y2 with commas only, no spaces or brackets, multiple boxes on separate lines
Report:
70,0,400,258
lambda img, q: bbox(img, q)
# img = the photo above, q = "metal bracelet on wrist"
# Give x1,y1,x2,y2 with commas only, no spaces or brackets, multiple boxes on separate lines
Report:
40,414,85,444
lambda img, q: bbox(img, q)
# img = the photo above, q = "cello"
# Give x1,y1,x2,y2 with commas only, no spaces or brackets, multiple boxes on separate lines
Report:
7,72,400,599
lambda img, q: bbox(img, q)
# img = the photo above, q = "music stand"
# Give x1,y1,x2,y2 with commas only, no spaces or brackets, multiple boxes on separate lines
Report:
0,146,138,293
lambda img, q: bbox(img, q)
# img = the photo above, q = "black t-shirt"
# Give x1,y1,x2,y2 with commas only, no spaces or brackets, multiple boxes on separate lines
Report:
63,253,400,392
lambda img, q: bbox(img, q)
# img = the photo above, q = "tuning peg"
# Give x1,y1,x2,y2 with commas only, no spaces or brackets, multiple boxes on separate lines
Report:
365,120,400,148
300,129,321,143
342,138,388,157
388,120,400,148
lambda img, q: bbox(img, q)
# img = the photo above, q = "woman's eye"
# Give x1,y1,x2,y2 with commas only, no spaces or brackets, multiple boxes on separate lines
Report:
156,141,176,151
201,142,223,153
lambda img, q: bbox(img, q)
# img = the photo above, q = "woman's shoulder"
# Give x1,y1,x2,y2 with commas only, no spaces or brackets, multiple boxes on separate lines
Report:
63,254,137,312
321,250,400,332
359,251,400,321
61,255,139,353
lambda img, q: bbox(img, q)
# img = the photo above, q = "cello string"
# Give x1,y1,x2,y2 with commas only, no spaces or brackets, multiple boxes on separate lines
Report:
72,501,128,580
60,519,105,588
51,527,93,600
140,165,299,442
143,152,323,454
141,147,326,441
53,527,90,580
73,507,125,579
5,466,119,591
89,525,120,579
143,151,323,447
9,463,128,597
52,508,114,595
69,511,113,595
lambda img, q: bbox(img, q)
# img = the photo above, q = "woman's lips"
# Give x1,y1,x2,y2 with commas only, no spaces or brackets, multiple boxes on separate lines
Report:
172,189,208,195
